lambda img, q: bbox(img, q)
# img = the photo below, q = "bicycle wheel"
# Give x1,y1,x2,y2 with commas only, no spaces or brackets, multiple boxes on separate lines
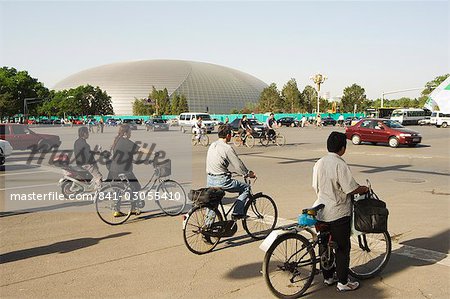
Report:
191,134,198,146
276,134,286,146
245,135,255,148
233,135,242,147
95,183,133,225
183,206,223,255
155,179,187,216
349,231,392,279
243,194,278,239
200,134,209,146
260,135,269,147
263,233,316,299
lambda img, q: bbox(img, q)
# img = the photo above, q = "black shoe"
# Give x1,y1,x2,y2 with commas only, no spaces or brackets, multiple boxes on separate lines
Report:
232,214,248,220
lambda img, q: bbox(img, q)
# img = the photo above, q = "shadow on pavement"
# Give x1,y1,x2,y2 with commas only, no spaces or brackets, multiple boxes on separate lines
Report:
213,233,260,253
0,232,131,264
0,201,93,218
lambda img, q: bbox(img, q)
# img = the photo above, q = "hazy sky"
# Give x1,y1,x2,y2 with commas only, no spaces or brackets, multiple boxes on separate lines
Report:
0,0,448,100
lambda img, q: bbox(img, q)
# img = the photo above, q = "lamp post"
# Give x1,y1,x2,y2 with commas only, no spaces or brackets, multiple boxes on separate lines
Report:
310,73,327,115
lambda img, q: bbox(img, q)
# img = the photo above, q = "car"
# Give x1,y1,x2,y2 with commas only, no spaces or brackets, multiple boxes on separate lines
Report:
122,119,138,130
277,117,299,127
228,118,266,137
39,118,54,125
178,113,215,133
0,139,13,165
0,124,61,151
27,119,37,125
345,117,361,126
72,119,84,125
145,118,169,131
345,118,422,148
321,117,337,126
418,117,431,126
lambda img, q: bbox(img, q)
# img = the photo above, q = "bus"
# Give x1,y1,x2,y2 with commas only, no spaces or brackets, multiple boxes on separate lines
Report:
390,108,431,125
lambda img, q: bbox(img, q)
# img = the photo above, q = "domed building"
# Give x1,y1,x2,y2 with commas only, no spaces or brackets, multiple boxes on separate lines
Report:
53,60,267,115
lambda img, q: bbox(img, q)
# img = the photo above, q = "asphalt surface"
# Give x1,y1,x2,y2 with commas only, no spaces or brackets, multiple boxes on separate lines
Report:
1,124,449,298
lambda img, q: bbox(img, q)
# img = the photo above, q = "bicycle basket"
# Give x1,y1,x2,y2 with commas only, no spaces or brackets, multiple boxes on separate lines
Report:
155,159,171,177
188,187,225,206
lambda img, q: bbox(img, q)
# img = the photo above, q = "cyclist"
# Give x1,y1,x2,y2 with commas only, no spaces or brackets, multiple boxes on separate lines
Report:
312,131,369,292
206,125,256,219
73,126,103,189
193,116,205,141
238,115,252,145
265,113,278,140
338,114,345,127
316,114,322,128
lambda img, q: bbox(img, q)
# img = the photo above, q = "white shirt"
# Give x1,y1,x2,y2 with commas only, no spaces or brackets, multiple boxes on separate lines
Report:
312,153,359,222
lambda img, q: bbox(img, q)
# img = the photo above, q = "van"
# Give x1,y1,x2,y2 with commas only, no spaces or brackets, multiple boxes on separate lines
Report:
178,113,215,134
430,112,450,128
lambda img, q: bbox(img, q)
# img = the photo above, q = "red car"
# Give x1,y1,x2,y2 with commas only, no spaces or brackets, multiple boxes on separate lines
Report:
0,124,61,151
72,119,84,125
345,118,422,148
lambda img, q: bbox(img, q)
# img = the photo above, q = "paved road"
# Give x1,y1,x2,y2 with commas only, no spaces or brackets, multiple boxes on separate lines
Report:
1,125,449,298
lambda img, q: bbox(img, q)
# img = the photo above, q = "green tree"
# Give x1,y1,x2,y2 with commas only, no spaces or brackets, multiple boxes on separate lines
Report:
170,94,180,115
178,94,189,113
132,98,155,116
421,74,449,96
150,87,171,115
258,83,282,112
341,84,367,113
0,67,50,119
281,78,301,113
300,85,316,113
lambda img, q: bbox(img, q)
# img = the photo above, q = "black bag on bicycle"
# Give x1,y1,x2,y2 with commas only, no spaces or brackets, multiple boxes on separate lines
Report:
188,187,225,206
353,192,389,233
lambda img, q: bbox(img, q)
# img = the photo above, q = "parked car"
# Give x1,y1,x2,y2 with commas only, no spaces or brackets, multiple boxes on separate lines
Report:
145,118,169,131
39,118,54,125
228,118,266,137
278,117,299,127
0,124,61,151
345,118,422,148
418,117,431,126
0,139,13,165
27,119,37,125
178,113,215,133
72,119,84,125
122,119,138,130
321,117,337,126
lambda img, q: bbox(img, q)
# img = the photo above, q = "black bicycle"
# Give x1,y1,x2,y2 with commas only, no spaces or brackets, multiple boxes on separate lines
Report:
261,204,391,298
182,174,278,255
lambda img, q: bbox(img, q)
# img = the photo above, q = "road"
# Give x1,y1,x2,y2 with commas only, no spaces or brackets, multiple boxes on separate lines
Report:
1,124,449,298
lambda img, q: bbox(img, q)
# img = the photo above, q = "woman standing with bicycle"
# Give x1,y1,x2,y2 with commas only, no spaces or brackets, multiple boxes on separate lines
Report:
312,131,369,291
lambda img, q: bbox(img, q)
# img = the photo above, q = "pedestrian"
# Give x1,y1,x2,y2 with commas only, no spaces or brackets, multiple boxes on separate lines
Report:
312,131,369,292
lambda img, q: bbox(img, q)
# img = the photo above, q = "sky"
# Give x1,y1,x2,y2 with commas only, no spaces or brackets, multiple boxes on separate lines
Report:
0,0,448,100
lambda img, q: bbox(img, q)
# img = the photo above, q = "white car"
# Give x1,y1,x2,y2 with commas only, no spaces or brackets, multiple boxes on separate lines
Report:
0,139,13,165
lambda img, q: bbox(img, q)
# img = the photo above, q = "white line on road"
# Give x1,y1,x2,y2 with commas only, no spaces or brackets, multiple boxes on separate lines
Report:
0,183,56,191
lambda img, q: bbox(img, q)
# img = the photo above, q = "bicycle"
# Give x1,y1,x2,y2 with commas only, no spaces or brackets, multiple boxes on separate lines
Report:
94,159,187,225
233,130,255,148
191,128,209,147
260,129,286,147
261,204,391,298
183,174,278,255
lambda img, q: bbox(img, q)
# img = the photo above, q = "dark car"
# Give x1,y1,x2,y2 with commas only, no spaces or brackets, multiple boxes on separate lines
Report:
0,124,61,151
278,117,299,127
122,119,138,130
321,117,337,126
39,119,54,125
229,118,266,137
345,118,422,148
145,118,169,131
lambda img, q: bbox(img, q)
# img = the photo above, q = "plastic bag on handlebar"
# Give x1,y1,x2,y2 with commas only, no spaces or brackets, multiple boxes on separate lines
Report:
353,191,389,233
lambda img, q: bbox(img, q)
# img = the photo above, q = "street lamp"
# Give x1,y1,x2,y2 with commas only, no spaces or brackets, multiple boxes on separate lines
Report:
310,73,327,115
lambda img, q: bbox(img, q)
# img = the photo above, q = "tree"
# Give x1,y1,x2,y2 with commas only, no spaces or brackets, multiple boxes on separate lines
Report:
258,83,282,112
0,67,50,119
341,84,367,113
38,85,114,117
133,98,155,116
300,85,316,113
150,87,171,115
281,78,301,113
178,94,189,113
421,74,449,96
171,95,180,115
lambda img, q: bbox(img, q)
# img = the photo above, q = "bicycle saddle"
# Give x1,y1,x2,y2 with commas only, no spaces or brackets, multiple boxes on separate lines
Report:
302,204,325,216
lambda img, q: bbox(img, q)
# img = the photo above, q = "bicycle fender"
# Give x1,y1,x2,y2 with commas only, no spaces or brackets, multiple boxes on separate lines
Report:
259,228,297,252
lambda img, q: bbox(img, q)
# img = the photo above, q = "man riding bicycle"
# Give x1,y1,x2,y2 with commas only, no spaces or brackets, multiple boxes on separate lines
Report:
193,116,205,141
265,113,278,140
206,125,256,219
238,115,252,144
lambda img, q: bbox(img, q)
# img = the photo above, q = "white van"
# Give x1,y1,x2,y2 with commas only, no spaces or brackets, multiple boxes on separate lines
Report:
430,112,450,128
178,113,215,133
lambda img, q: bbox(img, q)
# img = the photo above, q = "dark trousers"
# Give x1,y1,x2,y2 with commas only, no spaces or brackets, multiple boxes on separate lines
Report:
321,216,351,284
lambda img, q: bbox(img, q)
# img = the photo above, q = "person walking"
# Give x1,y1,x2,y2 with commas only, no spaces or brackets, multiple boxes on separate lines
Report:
312,131,369,292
